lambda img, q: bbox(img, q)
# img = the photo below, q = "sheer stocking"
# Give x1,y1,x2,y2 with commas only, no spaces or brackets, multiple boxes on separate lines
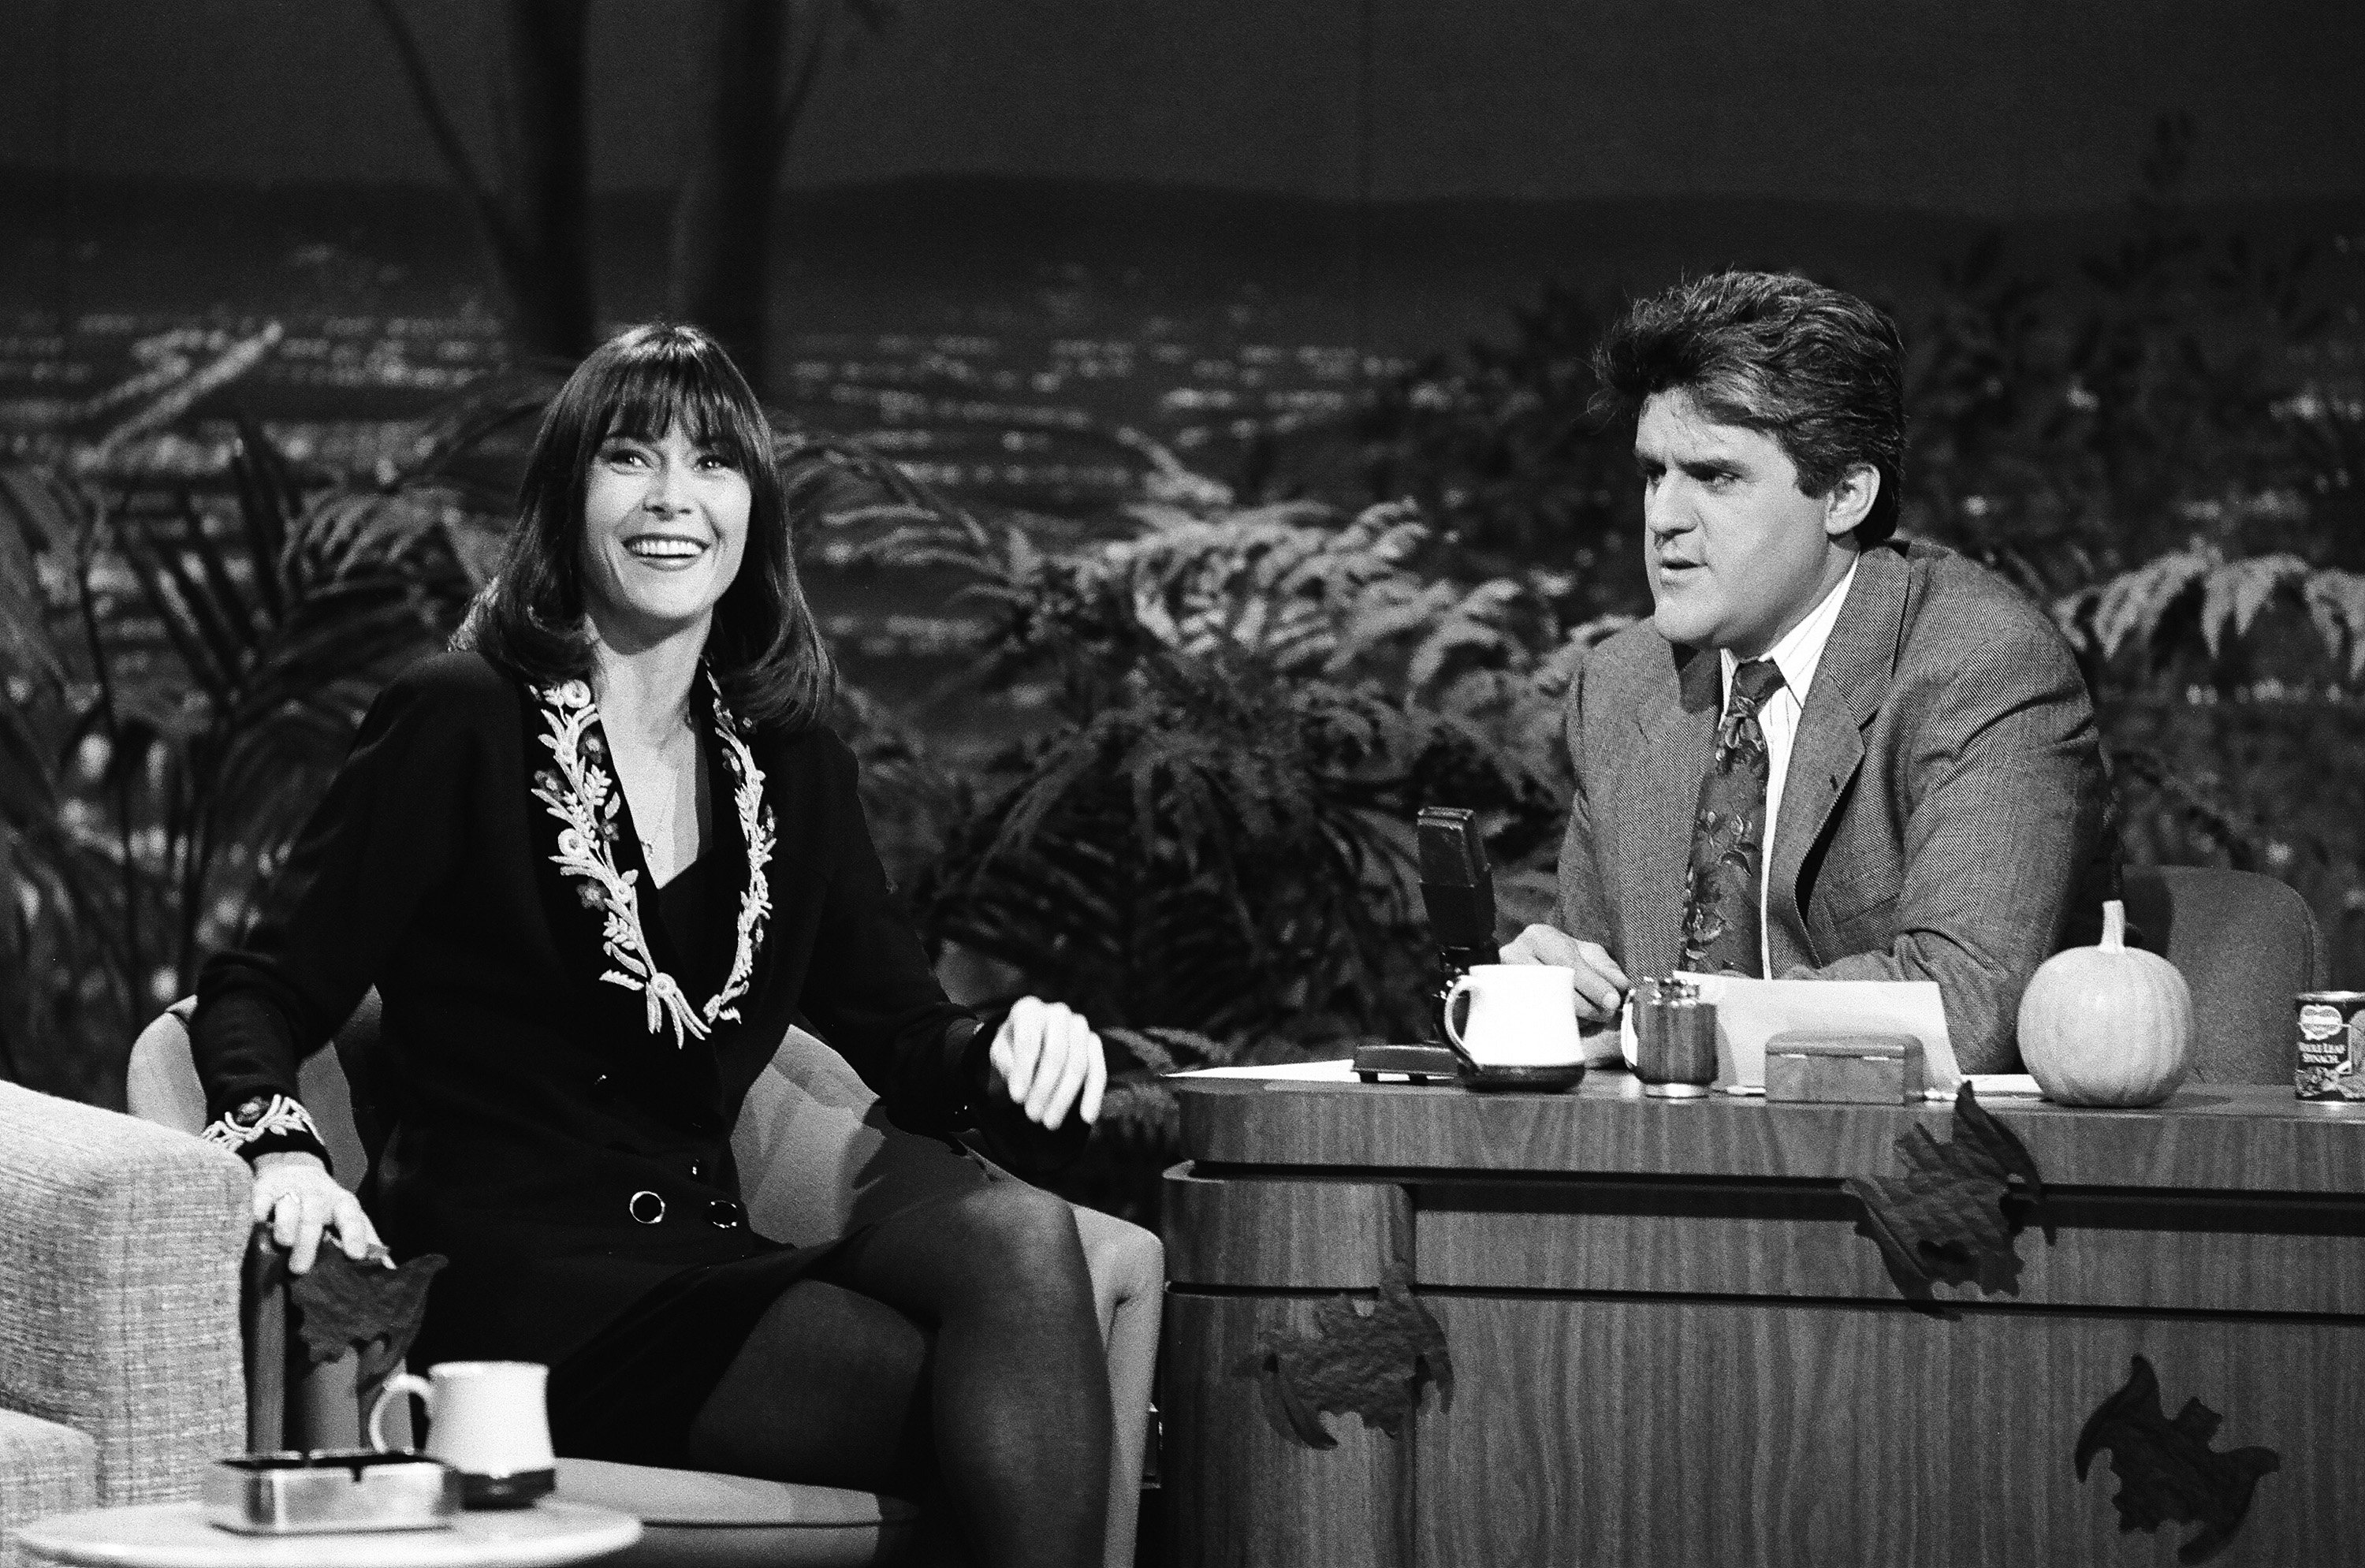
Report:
683,1180,1111,1568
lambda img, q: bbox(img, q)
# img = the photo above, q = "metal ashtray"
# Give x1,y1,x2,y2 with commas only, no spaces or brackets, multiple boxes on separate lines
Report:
205,1451,461,1535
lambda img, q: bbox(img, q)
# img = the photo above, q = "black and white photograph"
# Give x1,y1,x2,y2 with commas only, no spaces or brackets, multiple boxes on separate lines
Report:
2,4,2361,1566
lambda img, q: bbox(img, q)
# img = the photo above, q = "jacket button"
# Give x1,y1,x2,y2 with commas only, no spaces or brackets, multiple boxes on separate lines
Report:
628,1190,666,1224
706,1199,744,1230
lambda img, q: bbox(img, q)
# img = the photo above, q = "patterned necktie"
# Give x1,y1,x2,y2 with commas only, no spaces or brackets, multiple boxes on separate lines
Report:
1678,657,1786,978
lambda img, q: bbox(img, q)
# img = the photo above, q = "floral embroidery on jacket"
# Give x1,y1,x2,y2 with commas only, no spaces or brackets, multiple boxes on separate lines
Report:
529,671,775,1047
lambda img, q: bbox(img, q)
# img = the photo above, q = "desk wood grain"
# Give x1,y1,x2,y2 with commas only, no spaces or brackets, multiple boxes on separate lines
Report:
1414,1180,2365,1314
1417,1296,2358,1567
1178,1075,2365,1194
1163,1292,1412,1568
1164,1168,1408,1288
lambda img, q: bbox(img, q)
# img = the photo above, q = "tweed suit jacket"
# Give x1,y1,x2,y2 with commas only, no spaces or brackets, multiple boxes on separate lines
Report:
1553,538,2114,1072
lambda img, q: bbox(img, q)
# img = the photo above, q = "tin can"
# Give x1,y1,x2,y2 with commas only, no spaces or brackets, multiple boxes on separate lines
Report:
2294,990,2365,1101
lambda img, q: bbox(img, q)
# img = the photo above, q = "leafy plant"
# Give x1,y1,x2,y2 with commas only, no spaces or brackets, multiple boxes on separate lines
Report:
0,468,129,1096
858,497,1576,1049
0,419,475,1101
2058,546,2365,682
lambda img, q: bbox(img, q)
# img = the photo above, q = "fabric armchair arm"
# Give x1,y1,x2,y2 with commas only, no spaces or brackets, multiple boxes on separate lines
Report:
0,1408,98,1568
0,1082,250,1507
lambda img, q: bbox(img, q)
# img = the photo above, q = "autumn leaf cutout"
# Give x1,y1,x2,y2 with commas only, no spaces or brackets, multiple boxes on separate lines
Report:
1842,1082,2055,1309
289,1246,448,1385
1235,1260,1453,1449
2076,1354,2281,1565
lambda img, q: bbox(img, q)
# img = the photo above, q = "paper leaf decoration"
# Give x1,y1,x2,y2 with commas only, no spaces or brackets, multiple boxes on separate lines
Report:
2075,1355,2281,1565
287,1247,448,1384
1234,1260,1453,1449
1842,1082,2054,1308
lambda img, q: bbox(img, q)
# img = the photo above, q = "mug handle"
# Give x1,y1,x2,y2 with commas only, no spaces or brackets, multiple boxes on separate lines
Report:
367,1372,434,1454
1442,974,1476,1050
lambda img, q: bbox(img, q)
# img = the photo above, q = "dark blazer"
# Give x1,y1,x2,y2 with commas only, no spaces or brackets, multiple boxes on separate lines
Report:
192,652,978,1371
1554,538,2114,1072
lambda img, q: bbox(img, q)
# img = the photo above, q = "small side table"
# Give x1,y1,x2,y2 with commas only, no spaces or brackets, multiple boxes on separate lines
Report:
17,1499,639,1568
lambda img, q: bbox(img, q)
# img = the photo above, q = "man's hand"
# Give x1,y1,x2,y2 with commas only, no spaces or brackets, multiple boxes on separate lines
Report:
251,1151,389,1275
987,996,1107,1132
1499,924,1630,1022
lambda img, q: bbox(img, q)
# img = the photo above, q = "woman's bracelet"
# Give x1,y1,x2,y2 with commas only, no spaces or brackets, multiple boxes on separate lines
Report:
202,1093,331,1167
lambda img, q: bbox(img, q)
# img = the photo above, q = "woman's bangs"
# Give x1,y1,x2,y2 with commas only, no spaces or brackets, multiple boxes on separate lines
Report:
592,350,762,469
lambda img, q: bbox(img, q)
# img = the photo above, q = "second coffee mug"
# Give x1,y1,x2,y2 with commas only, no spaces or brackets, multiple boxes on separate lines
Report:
1443,964,1585,1067
369,1361,555,1508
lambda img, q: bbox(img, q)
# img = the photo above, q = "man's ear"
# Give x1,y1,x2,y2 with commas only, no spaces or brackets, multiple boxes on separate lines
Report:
1822,464,1880,538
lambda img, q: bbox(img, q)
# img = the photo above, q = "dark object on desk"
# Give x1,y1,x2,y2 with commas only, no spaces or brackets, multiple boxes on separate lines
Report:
1417,806,1496,1040
1232,1260,1453,1450
2074,1354,2282,1565
1764,1031,1927,1104
1351,1041,1461,1082
1349,1040,1585,1090
1841,1082,2054,1309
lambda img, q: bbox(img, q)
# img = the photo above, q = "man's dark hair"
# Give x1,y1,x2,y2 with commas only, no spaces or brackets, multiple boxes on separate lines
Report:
1592,271,1906,544
456,322,835,732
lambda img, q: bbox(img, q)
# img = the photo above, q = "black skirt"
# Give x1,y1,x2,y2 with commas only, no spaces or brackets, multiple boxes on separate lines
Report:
544,1233,851,1466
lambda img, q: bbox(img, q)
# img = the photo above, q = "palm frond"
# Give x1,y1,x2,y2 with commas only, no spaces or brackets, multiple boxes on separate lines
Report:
2301,571,2365,680
2196,553,2307,656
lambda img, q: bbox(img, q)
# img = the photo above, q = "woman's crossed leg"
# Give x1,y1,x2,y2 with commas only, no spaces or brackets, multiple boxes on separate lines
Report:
684,1179,1112,1568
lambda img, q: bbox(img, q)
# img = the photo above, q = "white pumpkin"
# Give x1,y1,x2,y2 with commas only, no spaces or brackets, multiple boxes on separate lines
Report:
2017,899,2195,1107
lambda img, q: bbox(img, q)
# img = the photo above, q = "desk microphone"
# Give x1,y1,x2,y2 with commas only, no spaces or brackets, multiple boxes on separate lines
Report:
1354,807,1500,1082
1417,806,1498,1023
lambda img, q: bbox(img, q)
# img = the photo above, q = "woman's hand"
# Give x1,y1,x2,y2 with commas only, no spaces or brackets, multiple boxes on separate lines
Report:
986,996,1107,1132
252,1151,389,1275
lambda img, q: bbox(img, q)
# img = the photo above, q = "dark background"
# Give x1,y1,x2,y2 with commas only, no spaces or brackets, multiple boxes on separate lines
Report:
9,1,2359,394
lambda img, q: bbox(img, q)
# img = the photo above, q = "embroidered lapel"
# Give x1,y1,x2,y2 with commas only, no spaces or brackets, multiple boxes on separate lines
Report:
1766,544,1909,967
527,670,776,1048
1622,641,1721,984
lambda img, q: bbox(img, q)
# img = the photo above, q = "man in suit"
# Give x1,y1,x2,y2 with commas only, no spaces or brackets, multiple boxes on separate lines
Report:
1503,271,2112,1073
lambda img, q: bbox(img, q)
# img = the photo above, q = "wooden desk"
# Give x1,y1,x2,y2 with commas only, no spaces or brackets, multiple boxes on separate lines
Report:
1162,1071,2365,1567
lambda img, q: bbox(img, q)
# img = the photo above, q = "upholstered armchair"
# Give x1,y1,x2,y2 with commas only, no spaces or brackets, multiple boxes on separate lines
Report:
0,1081,249,1568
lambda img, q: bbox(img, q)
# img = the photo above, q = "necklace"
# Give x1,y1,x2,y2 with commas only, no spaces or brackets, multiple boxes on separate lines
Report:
624,721,697,855
529,669,776,1048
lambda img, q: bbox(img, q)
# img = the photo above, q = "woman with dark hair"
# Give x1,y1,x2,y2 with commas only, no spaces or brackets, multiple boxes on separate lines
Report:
191,322,1113,1566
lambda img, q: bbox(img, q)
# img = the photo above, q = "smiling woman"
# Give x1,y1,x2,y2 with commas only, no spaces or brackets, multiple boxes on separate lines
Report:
188,323,1120,1568
459,324,833,734
580,425,752,649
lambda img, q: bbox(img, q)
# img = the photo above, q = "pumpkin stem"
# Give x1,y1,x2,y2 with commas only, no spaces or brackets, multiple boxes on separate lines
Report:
2100,899,2126,952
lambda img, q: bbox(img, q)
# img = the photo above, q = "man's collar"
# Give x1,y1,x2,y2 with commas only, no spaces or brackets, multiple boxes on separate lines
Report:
1719,553,1862,706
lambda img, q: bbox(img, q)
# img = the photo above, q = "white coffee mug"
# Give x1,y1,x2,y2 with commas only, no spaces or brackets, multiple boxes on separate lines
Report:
369,1361,556,1507
1443,964,1585,1067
